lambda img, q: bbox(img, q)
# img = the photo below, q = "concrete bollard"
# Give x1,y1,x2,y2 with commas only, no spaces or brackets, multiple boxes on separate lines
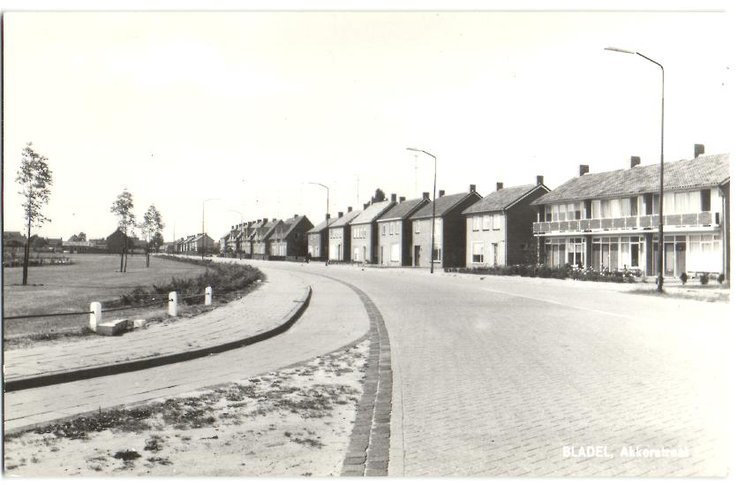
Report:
168,291,178,317
89,301,102,331
205,286,213,306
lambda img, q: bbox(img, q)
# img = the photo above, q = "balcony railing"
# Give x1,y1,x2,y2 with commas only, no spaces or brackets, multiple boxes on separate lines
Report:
533,211,718,235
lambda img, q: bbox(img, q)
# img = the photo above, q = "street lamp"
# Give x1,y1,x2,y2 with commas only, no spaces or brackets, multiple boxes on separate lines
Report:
202,198,219,260
605,47,665,292
406,147,437,274
307,182,330,221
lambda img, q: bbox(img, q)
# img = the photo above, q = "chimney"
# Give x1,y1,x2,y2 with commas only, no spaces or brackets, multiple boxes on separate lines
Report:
400,196,406,202
338,211,344,218
630,156,641,168
694,144,705,158
262,218,268,224
469,184,476,193
363,202,370,209
325,213,330,220
392,193,397,202
439,190,445,198
294,214,298,218
579,165,589,176
423,192,430,200
536,175,544,186
496,182,504,191
272,218,277,222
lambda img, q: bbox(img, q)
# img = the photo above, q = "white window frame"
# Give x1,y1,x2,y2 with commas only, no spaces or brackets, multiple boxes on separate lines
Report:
472,242,484,263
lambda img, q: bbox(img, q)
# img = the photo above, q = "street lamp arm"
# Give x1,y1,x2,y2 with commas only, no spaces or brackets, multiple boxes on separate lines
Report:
406,147,436,162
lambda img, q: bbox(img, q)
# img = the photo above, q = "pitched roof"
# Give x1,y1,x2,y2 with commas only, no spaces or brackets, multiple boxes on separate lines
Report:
462,184,545,214
257,220,281,241
377,198,429,221
533,153,729,205
308,216,339,234
270,216,309,241
350,201,395,225
329,210,362,228
410,192,481,219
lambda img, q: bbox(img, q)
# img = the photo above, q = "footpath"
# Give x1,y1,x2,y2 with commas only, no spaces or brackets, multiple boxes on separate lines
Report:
3,269,311,392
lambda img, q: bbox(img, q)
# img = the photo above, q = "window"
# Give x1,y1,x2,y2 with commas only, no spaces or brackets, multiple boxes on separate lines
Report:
630,197,638,216
592,200,602,219
492,215,503,231
391,243,400,262
473,217,481,231
483,215,491,230
433,245,442,262
567,238,584,267
395,222,400,235
701,189,711,211
472,242,484,263
414,220,420,233
382,224,386,236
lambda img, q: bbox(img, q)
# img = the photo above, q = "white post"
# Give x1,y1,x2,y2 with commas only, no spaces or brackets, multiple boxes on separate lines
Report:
89,301,101,331
205,286,213,306
168,291,178,317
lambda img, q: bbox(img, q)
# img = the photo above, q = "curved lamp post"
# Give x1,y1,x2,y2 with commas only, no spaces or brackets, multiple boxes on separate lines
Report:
605,47,665,292
406,147,437,274
308,182,330,221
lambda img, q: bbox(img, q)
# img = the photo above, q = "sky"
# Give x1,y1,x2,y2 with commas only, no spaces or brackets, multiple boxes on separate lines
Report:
2,4,737,242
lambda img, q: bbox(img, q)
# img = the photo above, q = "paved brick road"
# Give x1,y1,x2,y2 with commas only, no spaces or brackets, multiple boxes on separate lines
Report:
292,265,730,477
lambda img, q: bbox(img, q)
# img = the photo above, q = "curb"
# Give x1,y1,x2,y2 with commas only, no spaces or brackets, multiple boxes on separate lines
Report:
4,286,312,393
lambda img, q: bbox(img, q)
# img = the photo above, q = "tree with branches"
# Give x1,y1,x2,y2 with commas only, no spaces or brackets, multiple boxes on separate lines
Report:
16,143,53,285
141,204,164,268
111,189,136,272
372,188,386,203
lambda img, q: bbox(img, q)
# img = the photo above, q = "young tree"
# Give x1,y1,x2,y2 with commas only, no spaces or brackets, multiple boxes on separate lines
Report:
372,188,386,202
111,189,136,272
141,204,164,268
16,143,53,285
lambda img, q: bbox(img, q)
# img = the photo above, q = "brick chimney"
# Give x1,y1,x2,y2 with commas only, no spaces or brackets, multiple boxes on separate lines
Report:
579,165,589,176
694,144,705,158
536,175,544,186
338,211,344,218
363,202,370,209
630,156,641,168
392,193,397,202
496,182,503,191
469,184,476,193
294,214,298,218
347,206,353,213
399,196,406,202
423,192,430,200
439,190,445,198
262,218,268,224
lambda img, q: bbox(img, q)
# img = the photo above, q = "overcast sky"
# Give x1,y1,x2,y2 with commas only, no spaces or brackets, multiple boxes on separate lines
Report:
2,7,735,241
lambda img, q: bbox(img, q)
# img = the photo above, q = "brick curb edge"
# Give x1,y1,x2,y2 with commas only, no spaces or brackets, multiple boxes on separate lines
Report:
331,281,392,477
4,286,312,392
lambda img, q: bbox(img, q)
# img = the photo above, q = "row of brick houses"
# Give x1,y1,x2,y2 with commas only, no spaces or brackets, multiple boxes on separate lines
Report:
207,146,730,280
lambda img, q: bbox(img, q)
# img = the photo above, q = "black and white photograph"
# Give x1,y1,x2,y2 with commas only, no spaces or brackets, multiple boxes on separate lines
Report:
1,0,738,479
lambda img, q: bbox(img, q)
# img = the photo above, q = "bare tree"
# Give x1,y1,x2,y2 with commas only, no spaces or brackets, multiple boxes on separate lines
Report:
16,143,53,285
110,189,135,272
141,204,164,268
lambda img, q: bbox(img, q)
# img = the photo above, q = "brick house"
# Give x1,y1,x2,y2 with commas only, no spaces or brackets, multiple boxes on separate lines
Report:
463,178,550,267
377,194,429,267
269,215,314,260
409,185,482,268
349,197,397,264
307,215,339,261
328,208,361,262
252,219,280,259
531,148,730,280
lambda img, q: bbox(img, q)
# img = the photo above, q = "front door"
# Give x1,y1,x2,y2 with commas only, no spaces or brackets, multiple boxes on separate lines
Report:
414,245,421,267
492,243,500,266
664,242,675,276
380,246,384,265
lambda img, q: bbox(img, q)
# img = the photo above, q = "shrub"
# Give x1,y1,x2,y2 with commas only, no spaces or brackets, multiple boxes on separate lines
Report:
717,273,725,285
699,272,709,285
680,272,688,285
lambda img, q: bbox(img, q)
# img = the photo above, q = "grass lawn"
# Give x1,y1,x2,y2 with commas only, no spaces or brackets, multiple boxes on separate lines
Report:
3,254,208,338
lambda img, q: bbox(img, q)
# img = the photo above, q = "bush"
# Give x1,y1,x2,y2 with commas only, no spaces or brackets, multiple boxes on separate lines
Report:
717,273,725,285
680,272,688,285
699,272,709,285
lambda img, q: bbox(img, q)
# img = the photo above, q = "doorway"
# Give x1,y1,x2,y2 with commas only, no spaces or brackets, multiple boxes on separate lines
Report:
414,245,421,267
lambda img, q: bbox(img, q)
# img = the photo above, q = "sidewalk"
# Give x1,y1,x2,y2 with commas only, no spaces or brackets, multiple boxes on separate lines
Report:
3,269,311,391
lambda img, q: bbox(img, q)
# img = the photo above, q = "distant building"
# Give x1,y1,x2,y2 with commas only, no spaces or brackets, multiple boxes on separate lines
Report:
328,208,361,262
307,215,338,261
349,197,396,264
409,185,482,268
377,194,429,267
269,215,314,260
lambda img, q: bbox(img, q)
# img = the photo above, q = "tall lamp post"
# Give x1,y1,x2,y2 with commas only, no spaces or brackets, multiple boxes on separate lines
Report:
307,182,330,221
202,198,219,260
605,47,665,292
406,147,437,274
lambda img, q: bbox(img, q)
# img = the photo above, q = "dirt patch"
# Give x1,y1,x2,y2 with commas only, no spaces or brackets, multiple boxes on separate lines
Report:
4,340,369,477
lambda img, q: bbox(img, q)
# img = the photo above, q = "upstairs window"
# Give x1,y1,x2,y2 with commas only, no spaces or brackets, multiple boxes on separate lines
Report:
701,189,711,212
483,215,492,230
473,216,481,231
